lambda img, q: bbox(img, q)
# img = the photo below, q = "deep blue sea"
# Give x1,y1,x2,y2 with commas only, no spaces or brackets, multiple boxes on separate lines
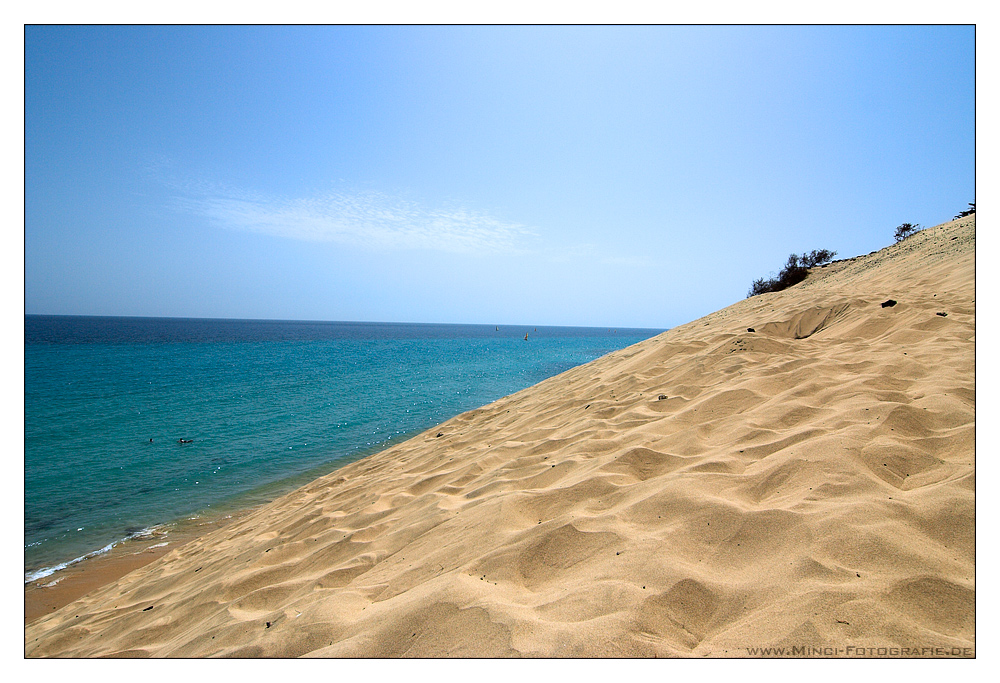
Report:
24,316,663,581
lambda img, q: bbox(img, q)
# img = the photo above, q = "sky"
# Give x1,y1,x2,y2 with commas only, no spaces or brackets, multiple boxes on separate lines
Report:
24,25,975,329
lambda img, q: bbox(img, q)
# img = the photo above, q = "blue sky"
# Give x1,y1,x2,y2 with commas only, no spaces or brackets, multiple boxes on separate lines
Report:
24,25,975,329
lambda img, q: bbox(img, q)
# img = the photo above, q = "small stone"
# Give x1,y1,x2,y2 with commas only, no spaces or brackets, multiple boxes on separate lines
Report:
936,312,947,317
747,328,755,333
657,394,667,400
881,299,897,308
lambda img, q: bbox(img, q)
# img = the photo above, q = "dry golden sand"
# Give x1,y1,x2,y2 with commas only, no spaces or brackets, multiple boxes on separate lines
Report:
25,216,975,658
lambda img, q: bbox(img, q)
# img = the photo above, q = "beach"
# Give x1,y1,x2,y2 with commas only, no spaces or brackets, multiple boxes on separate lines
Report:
25,215,975,657
24,318,658,585
24,510,259,624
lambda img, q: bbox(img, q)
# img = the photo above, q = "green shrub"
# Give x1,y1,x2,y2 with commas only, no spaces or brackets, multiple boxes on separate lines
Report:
894,223,920,242
747,249,837,297
954,202,975,219
801,249,837,267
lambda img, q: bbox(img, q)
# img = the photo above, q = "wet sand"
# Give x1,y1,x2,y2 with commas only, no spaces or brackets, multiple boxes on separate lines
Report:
25,510,257,624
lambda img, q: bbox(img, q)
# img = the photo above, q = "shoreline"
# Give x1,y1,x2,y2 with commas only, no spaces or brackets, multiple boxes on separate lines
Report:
24,509,255,624
23,408,514,622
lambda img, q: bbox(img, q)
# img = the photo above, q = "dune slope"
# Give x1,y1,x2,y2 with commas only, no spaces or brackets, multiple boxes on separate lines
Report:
25,216,975,657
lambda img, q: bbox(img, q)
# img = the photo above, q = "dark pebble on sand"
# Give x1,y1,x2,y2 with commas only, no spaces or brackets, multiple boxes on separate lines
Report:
937,312,948,317
143,605,153,611
747,328,755,333
881,299,897,308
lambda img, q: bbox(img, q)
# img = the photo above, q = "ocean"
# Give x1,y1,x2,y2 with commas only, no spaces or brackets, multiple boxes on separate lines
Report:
24,315,663,581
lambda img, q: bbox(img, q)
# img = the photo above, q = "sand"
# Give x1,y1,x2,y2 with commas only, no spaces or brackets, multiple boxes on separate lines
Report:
23,510,256,625
24,215,975,657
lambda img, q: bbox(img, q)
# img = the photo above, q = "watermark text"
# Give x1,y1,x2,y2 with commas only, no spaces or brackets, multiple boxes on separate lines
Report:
745,645,974,657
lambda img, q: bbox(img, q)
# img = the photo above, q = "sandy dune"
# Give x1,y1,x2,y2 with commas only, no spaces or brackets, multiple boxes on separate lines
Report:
25,216,975,657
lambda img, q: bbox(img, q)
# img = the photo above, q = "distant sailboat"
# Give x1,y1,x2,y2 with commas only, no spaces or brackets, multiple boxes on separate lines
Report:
524,332,529,341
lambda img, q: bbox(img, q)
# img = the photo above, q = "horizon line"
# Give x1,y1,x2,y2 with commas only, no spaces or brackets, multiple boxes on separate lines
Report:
24,313,668,332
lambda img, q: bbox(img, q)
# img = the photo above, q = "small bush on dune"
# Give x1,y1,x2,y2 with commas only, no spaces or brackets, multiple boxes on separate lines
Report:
954,202,975,219
747,249,837,297
894,223,920,242
747,277,772,297
800,249,837,267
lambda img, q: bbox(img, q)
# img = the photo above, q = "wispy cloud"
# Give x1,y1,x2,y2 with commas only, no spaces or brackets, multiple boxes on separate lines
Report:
181,187,536,254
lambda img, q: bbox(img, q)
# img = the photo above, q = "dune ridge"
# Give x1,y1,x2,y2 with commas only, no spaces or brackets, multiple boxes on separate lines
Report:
25,215,975,657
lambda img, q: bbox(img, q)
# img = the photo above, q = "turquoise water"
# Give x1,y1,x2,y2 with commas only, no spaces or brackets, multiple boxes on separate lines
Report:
25,316,663,580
